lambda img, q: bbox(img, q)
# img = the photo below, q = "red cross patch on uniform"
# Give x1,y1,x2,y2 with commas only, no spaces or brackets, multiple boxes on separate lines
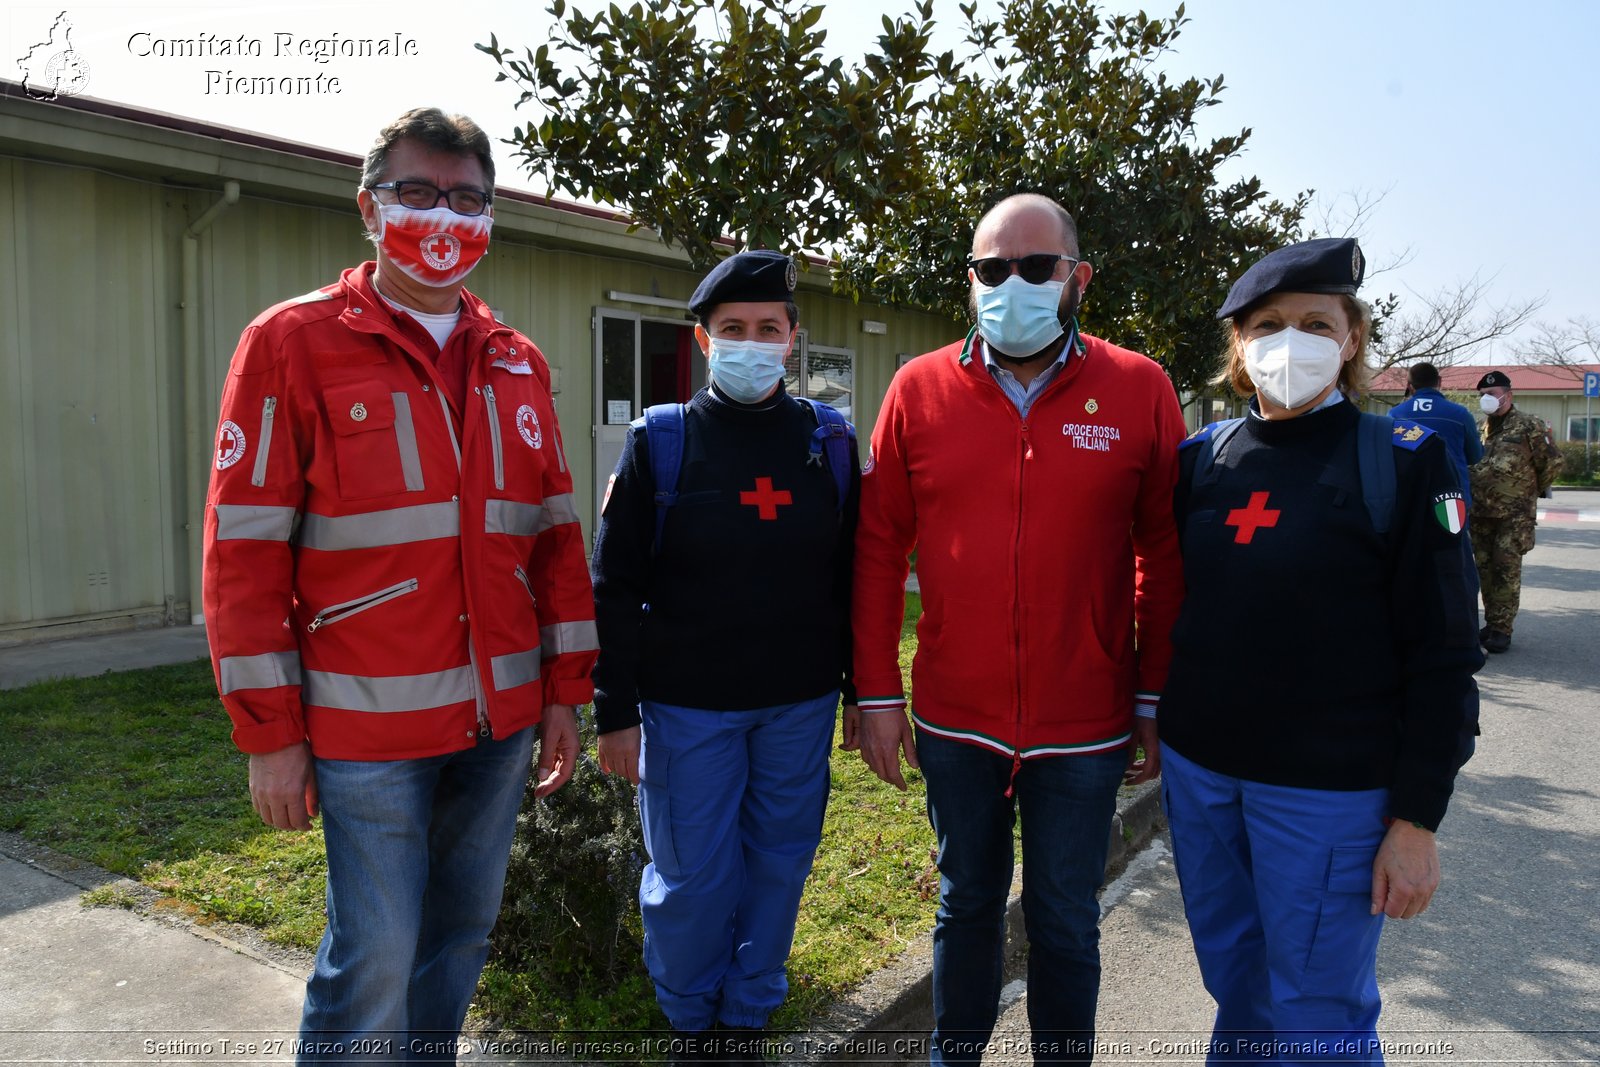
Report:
740,477,792,520
1225,492,1280,544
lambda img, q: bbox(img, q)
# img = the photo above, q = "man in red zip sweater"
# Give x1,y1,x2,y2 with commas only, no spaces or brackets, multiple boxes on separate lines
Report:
853,194,1185,1065
203,109,596,1062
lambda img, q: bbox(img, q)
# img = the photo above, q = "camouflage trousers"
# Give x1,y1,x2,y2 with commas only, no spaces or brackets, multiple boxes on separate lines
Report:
1470,512,1536,634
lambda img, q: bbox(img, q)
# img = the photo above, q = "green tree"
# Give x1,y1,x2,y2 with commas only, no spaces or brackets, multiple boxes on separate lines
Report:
481,0,1303,395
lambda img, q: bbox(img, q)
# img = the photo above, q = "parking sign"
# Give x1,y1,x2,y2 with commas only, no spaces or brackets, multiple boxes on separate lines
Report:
1586,372,1600,398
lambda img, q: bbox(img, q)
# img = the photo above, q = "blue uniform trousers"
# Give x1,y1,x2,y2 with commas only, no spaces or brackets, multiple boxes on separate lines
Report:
1161,745,1389,1066
636,692,837,1030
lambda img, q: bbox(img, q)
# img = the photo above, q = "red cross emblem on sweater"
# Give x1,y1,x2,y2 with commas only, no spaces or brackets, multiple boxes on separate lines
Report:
1225,491,1280,544
740,477,792,520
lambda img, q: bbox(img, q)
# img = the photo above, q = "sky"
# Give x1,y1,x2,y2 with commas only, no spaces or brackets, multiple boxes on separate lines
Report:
8,0,1596,364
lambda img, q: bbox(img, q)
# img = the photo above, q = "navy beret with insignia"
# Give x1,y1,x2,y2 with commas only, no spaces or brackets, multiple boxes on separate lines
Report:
689,250,798,317
1217,237,1365,320
1477,370,1512,390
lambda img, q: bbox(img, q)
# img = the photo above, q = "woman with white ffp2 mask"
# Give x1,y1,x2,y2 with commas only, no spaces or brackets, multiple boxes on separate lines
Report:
1160,237,1482,1064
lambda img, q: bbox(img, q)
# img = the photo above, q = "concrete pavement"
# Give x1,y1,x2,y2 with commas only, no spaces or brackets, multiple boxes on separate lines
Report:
0,835,305,1064
0,624,209,690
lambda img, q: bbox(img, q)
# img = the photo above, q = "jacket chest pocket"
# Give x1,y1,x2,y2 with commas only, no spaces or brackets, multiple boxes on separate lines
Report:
483,384,552,491
326,382,426,499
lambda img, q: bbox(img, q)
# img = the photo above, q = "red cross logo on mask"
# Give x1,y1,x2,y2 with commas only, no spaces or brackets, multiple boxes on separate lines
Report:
1225,491,1280,544
740,477,792,520
421,233,460,269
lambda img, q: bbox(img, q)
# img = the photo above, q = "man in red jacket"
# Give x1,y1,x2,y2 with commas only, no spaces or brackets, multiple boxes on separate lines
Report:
853,193,1185,1065
203,108,596,1061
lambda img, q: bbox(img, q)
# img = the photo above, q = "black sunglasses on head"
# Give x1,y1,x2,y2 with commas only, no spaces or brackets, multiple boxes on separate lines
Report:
966,253,1077,287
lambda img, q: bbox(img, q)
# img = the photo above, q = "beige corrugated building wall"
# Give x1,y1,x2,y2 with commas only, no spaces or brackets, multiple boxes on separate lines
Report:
0,83,960,643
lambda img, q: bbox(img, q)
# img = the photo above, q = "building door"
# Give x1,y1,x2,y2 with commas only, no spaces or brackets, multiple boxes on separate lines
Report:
591,309,699,537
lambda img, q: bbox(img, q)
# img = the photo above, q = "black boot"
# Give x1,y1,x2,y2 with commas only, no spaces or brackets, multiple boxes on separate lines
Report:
1483,628,1511,653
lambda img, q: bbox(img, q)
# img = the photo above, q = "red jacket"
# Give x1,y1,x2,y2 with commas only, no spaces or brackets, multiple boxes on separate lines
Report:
853,329,1185,758
203,263,597,760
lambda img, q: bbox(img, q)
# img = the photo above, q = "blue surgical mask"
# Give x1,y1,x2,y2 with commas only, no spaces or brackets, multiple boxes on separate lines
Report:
708,338,789,403
974,274,1067,358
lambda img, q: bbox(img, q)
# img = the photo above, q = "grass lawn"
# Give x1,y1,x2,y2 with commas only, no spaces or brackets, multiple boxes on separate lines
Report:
0,593,933,1037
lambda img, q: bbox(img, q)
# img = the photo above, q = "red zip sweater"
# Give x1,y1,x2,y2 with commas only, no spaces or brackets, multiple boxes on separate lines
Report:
203,263,597,760
853,329,1186,758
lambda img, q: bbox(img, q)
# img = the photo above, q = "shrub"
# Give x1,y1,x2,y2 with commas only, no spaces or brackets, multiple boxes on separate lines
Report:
1555,442,1599,486
486,716,657,1032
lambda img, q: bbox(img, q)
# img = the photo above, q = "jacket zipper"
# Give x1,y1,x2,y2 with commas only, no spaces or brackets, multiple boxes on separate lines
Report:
307,578,419,633
484,384,505,491
513,564,536,607
436,388,489,736
1007,421,1030,796
251,396,277,487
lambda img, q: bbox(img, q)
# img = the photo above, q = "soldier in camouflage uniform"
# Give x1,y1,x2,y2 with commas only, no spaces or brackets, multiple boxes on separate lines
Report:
1469,370,1562,653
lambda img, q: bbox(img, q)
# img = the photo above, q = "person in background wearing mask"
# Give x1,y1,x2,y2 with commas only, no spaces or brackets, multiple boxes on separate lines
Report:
589,251,860,1064
1470,370,1563,653
852,193,1186,1065
1160,238,1483,1064
203,108,597,1060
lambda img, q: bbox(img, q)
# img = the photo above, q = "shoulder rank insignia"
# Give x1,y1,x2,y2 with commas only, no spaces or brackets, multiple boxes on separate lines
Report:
1391,419,1435,451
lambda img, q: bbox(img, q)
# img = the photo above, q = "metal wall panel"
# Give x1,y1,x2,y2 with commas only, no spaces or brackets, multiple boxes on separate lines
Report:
2,160,174,629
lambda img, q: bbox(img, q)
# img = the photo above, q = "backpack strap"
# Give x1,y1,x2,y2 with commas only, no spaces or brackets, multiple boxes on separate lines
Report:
1182,418,1245,493
796,397,856,513
638,403,688,556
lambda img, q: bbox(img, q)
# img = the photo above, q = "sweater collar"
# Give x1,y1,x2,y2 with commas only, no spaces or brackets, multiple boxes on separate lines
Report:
1243,395,1359,443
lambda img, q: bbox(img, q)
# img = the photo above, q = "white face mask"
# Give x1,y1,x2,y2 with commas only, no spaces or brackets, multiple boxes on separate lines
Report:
1479,393,1504,415
1243,327,1348,410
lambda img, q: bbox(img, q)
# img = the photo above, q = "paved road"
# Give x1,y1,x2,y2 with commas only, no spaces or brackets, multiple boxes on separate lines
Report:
980,508,1600,1064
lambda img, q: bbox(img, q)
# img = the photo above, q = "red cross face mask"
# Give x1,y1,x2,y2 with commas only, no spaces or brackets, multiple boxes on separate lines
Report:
372,204,492,288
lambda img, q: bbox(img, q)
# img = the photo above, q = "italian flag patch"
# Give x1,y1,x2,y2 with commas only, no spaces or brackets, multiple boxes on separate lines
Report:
1433,491,1467,534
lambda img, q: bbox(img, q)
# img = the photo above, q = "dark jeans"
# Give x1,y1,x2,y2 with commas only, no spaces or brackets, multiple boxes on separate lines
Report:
916,728,1125,1066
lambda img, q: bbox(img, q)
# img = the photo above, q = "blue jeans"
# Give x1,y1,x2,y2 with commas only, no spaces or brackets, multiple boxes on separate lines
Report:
637,693,837,1030
916,729,1125,1066
1161,745,1388,1066
299,726,537,1065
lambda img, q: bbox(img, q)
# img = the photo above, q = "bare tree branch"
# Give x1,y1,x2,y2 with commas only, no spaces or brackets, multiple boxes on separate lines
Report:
1307,186,1414,277
1369,273,1545,373
1523,317,1600,382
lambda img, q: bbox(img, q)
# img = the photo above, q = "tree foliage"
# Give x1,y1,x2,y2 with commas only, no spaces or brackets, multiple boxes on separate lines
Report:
480,0,1304,394
480,0,946,259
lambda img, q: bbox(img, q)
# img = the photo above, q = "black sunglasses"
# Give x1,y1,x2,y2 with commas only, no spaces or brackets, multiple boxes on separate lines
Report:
967,253,1077,287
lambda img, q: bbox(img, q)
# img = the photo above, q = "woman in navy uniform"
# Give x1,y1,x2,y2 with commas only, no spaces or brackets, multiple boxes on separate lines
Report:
1158,238,1482,1063
589,251,859,1063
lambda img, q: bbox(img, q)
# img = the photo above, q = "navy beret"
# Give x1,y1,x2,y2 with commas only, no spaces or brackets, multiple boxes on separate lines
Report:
1477,370,1512,390
689,250,798,316
1217,237,1365,320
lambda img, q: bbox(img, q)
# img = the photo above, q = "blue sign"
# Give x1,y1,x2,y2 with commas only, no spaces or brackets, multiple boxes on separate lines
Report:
1586,372,1600,398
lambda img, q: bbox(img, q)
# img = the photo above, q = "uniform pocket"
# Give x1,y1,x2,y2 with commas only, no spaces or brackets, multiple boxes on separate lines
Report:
1514,520,1536,555
1300,845,1383,998
636,743,681,878
325,382,407,499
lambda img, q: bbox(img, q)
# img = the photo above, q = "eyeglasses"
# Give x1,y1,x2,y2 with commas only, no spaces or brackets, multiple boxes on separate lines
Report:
368,180,492,216
966,254,1077,287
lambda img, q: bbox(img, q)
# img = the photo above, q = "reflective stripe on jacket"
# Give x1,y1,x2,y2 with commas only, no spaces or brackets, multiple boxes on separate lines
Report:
204,262,597,760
